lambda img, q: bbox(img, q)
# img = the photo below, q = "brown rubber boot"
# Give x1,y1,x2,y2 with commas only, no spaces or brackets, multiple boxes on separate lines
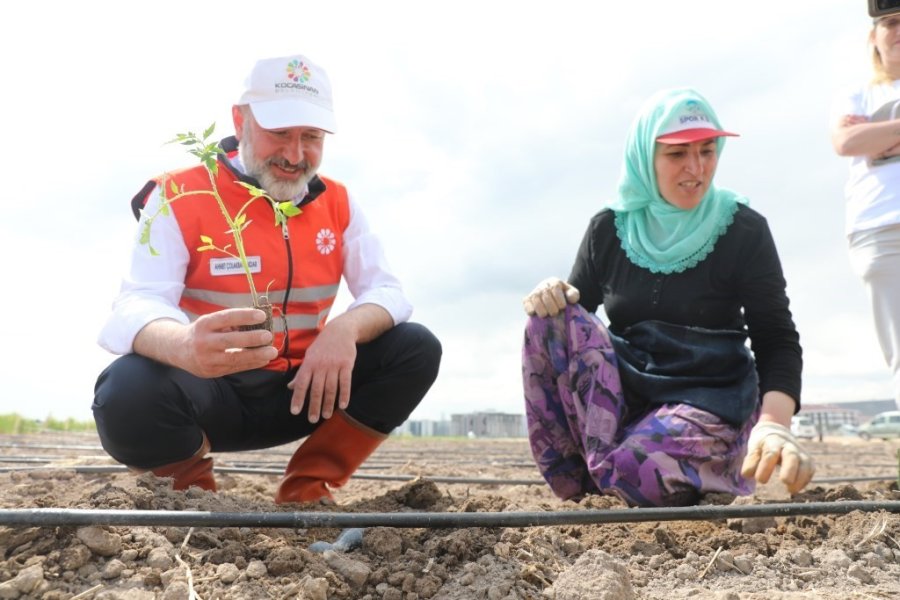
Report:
275,411,387,504
148,433,217,492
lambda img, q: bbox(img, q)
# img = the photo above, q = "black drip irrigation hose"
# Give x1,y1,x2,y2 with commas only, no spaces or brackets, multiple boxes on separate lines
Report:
28,459,900,470
0,464,545,486
0,443,530,459
813,475,900,484
1,501,899,529
0,454,537,470
222,462,391,472
1,464,898,486
0,458,388,471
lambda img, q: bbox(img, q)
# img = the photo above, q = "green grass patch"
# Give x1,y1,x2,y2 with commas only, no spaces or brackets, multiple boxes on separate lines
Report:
0,414,96,434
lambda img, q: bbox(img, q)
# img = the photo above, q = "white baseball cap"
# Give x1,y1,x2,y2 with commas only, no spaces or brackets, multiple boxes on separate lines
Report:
237,54,337,133
655,100,737,144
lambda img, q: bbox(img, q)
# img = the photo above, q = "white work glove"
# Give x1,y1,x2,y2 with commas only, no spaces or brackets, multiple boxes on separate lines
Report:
740,422,815,494
523,278,581,317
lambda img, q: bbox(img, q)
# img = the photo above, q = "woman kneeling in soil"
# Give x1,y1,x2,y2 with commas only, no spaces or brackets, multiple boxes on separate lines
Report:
521,88,815,507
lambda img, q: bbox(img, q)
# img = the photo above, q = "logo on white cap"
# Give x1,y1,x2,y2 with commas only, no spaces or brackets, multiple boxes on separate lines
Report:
274,59,319,97
287,60,311,83
659,100,713,136
238,54,337,133
655,99,737,143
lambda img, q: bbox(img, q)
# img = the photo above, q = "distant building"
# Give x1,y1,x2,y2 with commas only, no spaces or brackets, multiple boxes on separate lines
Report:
798,404,863,431
824,399,898,419
394,419,451,437
802,399,897,426
450,412,526,438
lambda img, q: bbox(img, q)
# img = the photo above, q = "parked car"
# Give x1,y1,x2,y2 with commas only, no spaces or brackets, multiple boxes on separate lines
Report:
857,411,900,440
790,415,817,440
836,423,860,437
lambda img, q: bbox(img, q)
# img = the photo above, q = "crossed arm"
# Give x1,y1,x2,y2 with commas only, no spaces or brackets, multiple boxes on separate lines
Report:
832,113,900,160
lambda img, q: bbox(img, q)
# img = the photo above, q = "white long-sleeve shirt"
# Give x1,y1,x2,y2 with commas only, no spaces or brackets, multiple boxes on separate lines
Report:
98,158,412,355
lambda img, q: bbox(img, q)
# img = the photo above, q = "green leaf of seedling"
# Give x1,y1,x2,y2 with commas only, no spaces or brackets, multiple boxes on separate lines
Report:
278,202,302,218
169,179,178,196
160,203,170,217
235,213,247,228
139,223,151,245
200,235,213,244
197,244,214,252
149,245,159,257
236,181,265,197
202,123,216,140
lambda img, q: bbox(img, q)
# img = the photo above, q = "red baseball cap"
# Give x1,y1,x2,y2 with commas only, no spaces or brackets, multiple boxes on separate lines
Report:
655,101,738,144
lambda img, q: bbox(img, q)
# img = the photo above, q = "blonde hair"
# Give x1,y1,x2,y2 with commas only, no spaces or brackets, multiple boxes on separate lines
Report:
872,19,900,84
872,43,893,83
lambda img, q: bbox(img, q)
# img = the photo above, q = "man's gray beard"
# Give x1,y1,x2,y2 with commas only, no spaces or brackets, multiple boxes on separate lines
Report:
239,135,316,201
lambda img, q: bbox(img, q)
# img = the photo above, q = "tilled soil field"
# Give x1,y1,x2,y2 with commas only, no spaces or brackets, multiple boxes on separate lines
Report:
1,431,899,599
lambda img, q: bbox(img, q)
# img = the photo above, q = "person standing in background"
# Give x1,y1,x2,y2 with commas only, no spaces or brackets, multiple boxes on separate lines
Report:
832,7,900,411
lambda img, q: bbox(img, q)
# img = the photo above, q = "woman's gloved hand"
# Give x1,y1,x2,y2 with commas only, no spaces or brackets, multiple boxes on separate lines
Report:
523,277,580,317
740,421,815,494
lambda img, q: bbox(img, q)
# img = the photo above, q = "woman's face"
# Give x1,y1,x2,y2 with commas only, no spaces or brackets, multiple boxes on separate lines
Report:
653,139,718,210
873,14,900,67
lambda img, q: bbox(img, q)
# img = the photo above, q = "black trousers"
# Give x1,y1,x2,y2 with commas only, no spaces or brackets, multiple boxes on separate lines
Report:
93,322,441,469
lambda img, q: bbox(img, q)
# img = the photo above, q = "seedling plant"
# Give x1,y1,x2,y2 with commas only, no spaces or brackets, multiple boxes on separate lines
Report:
139,123,301,318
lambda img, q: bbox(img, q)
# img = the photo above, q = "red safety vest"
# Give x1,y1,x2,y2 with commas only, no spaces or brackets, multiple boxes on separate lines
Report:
140,161,349,371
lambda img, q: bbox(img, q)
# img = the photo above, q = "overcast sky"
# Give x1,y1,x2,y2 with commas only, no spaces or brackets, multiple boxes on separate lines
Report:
1,0,890,422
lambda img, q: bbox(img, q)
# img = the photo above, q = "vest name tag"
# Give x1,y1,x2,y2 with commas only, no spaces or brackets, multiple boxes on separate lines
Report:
209,256,262,276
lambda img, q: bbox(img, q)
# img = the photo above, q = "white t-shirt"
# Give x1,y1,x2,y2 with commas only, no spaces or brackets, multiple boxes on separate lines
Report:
832,80,900,235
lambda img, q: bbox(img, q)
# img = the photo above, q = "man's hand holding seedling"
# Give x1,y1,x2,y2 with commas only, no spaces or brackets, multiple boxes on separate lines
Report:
134,308,277,378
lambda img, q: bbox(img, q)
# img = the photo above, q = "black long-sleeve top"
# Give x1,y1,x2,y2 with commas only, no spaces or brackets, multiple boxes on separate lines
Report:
568,205,802,409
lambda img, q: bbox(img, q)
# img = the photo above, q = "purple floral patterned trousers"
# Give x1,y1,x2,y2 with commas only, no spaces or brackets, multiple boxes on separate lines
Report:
522,304,757,507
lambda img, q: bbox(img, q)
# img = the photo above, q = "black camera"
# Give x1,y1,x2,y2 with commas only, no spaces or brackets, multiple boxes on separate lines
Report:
870,0,900,17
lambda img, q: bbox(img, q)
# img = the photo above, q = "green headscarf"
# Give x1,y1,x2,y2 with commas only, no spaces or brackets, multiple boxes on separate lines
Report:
609,88,748,274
